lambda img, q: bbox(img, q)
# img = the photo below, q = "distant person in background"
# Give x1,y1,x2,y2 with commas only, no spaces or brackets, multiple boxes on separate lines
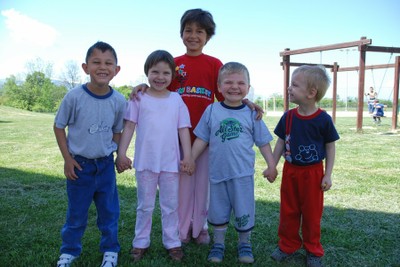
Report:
54,41,125,267
372,99,386,125
270,65,340,267
365,86,378,114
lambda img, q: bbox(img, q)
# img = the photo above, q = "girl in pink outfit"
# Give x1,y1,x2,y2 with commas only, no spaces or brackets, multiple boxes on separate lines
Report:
116,50,193,262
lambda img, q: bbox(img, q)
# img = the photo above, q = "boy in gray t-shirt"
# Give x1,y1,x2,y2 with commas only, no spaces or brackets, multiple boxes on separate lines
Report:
191,62,277,264
54,41,126,267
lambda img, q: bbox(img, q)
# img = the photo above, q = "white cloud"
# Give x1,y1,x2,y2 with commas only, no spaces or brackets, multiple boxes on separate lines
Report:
2,8,59,47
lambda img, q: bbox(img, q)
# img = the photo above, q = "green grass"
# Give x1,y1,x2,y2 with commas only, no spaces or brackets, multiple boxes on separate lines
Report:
0,105,399,267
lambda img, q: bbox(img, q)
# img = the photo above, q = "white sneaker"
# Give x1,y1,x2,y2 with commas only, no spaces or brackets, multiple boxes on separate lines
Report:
57,254,77,267
100,252,118,267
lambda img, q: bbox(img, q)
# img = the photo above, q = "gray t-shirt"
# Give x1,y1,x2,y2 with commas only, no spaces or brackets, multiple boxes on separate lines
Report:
194,102,273,184
54,84,126,159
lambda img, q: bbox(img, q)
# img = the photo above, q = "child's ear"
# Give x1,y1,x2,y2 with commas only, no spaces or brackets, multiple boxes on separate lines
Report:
82,63,89,74
308,87,317,99
114,65,121,76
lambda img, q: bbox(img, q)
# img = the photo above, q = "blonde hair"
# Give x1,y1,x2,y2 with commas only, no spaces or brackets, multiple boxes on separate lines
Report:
218,62,250,85
293,65,331,102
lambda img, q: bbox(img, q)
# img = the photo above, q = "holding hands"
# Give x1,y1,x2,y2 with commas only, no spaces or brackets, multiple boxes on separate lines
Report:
263,166,278,183
180,157,195,176
115,155,132,174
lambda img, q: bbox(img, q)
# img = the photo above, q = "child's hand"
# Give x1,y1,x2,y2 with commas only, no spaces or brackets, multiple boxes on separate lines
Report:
115,155,132,173
64,157,82,180
243,98,264,120
321,175,332,191
180,157,195,176
263,167,278,183
129,83,149,100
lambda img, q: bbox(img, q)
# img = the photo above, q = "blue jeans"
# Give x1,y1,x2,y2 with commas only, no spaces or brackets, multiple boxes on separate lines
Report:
60,154,120,256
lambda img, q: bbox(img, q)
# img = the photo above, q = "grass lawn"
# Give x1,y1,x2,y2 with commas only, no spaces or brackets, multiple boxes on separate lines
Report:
0,105,399,267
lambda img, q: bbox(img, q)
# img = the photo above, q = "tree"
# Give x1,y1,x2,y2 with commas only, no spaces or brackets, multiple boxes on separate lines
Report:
114,85,132,100
26,57,54,78
3,72,67,112
1,75,20,106
60,60,82,90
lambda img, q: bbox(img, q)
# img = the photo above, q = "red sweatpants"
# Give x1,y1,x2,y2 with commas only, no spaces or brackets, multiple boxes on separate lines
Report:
278,161,324,257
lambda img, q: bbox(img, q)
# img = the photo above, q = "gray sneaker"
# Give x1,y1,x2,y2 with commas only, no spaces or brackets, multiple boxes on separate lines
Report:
207,243,225,263
306,252,323,267
270,247,292,262
238,242,254,264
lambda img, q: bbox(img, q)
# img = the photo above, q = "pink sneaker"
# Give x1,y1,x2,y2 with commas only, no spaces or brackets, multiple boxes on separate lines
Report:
195,229,210,245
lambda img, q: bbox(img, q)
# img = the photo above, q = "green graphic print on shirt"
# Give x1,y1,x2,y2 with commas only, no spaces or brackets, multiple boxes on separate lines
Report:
215,118,243,142
236,214,250,228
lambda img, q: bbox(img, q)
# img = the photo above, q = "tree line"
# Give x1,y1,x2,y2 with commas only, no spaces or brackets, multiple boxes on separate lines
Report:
0,58,133,113
0,73,133,113
0,58,393,113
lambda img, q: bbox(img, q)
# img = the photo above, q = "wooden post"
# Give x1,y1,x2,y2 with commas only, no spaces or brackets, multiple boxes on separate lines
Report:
283,48,290,111
357,37,367,132
392,56,399,130
332,62,338,123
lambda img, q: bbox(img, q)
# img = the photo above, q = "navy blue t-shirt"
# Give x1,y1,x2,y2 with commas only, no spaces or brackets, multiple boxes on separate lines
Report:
274,108,340,166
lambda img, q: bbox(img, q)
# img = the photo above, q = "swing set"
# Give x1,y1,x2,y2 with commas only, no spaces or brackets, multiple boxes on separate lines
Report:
280,36,400,131
370,52,393,98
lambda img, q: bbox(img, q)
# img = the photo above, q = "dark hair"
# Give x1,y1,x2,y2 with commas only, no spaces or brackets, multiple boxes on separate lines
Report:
144,50,176,78
180,8,216,38
85,41,118,64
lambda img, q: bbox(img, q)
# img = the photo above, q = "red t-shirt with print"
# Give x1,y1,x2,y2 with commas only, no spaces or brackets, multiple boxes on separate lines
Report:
169,53,224,143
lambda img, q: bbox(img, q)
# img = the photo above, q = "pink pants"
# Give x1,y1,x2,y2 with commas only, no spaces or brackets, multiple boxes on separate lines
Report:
178,147,209,240
278,161,325,257
133,170,180,249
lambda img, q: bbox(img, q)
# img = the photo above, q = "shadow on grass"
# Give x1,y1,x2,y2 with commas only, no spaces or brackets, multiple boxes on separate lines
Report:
0,166,399,267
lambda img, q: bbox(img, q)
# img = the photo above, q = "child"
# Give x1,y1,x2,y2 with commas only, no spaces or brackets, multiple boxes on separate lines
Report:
54,41,126,267
270,65,340,267
191,62,278,263
365,86,378,114
170,8,224,245
372,99,386,125
115,50,192,262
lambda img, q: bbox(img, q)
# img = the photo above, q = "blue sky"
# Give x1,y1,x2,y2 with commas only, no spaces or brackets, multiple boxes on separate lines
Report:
1,0,399,100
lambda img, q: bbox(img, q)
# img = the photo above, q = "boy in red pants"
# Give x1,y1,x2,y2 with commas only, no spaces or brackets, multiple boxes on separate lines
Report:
269,65,340,267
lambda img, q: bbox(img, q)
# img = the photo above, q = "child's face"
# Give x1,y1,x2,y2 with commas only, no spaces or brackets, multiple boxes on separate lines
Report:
288,72,314,105
82,48,120,88
182,22,209,56
218,72,250,107
147,61,173,95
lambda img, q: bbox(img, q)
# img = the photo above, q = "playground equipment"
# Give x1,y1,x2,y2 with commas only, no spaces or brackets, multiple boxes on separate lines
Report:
280,37,400,131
